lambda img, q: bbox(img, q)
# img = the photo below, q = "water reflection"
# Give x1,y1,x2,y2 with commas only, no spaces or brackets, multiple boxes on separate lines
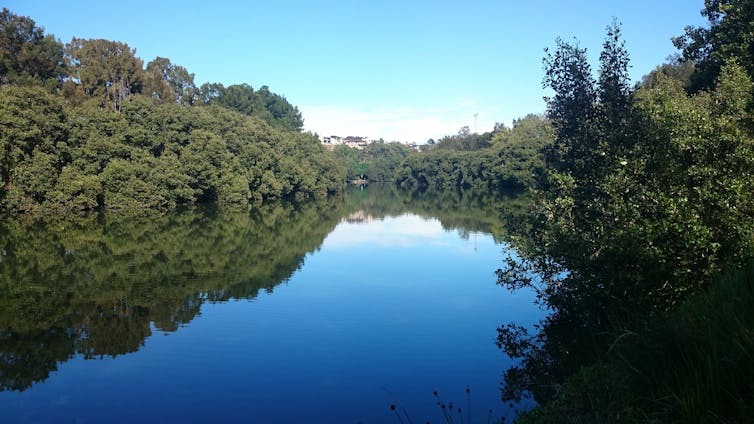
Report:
0,185,539,423
0,201,345,391
327,214,447,249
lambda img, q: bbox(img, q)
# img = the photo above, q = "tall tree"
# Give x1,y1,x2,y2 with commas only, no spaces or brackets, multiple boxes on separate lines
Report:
542,38,597,179
214,83,260,116
66,38,144,111
144,57,197,105
598,21,631,130
198,82,225,105
255,85,304,131
0,8,66,88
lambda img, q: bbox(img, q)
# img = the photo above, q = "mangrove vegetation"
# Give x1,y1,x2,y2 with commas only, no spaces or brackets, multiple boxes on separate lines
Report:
2,1,754,422
0,8,344,213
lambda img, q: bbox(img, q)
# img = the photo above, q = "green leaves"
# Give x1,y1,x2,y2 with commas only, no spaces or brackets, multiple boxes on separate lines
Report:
144,57,197,105
202,83,305,132
65,38,144,112
499,18,754,418
0,8,66,88
0,8,334,213
394,115,553,192
673,0,754,91
0,92,344,212
0,86,67,197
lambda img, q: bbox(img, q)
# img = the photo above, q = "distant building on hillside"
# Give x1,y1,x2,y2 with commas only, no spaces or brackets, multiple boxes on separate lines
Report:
322,135,343,145
401,141,419,151
320,135,419,151
321,134,368,150
344,136,368,149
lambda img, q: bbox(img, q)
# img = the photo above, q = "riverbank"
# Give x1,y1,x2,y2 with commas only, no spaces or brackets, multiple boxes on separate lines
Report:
517,260,754,423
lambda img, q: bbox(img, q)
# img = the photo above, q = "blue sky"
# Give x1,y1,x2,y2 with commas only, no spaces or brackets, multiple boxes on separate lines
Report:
6,1,708,143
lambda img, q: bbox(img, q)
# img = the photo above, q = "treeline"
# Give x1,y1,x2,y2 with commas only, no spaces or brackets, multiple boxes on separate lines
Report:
394,115,553,192
0,8,344,212
324,113,552,191
332,141,411,182
497,3,754,422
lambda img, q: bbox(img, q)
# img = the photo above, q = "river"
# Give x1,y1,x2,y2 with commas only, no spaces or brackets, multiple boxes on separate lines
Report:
0,186,542,423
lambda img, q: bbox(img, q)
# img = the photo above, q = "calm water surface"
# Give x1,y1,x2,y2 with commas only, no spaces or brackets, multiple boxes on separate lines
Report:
0,188,542,423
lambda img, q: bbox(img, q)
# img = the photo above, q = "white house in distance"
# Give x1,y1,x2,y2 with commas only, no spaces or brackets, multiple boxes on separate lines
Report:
322,135,343,146
321,134,419,151
321,135,369,150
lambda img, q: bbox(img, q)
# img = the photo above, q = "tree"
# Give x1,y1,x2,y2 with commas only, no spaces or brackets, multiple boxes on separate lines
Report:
673,0,754,90
0,8,66,88
255,85,304,131
498,23,754,413
144,57,197,105
207,83,304,131
639,55,696,90
66,38,144,111
542,37,597,179
212,83,259,115
142,59,174,104
597,21,631,133
181,129,231,203
0,86,67,192
0,10,346,213
493,122,509,133
198,82,224,104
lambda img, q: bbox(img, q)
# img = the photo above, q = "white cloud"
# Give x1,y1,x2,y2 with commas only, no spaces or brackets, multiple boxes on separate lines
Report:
299,103,501,144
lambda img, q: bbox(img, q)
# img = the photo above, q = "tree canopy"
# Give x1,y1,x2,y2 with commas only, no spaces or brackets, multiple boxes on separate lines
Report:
673,0,754,91
0,8,342,213
394,115,553,192
0,8,66,89
498,12,754,422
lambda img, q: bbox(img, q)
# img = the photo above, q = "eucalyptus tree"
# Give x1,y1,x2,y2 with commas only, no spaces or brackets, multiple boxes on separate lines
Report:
66,38,144,111
144,57,198,105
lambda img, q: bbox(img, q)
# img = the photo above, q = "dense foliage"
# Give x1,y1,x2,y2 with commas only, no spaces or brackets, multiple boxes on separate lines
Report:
395,115,553,192
673,0,754,91
204,83,304,132
515,261,754,423
332,141,411,182
0,8,66,89
427,126,493,152
0,8,343,213
4,3,754,421
497,12,754,423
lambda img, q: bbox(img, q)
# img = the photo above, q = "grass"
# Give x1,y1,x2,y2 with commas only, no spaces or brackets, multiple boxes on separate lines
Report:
390,388,511,424
622,259,754,422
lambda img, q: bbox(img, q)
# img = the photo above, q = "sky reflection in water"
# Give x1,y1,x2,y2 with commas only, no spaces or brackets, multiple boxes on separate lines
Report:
0,207,542,423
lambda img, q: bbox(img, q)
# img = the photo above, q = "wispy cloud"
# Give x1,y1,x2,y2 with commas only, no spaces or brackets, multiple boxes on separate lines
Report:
300,103,501,143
